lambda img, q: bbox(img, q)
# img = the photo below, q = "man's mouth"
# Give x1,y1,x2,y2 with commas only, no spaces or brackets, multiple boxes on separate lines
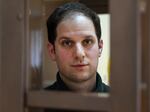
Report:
71,64,89,67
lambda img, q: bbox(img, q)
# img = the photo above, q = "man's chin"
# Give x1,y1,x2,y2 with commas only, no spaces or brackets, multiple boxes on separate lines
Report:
69,72,92,82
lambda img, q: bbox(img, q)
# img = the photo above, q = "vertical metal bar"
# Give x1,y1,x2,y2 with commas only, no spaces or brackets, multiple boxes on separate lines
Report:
0,0,2,111
110,0,138,112
141,0,150,110
1,0,25,112
148,0,150,111
136,1,142,112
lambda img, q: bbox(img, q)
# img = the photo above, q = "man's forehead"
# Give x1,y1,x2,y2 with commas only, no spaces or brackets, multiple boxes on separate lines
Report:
57,15,95,30
58,31,96,38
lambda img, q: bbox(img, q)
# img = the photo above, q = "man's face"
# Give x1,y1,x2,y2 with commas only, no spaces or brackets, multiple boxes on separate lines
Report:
48,15,103,83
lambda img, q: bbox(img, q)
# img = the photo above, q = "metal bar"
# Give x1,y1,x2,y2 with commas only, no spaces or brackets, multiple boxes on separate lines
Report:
148,0,150,111
27,91,110,111
110,0,138,112
0,0,25,112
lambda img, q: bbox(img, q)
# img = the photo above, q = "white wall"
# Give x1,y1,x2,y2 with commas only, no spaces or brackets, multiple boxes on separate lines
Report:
98,14,110,85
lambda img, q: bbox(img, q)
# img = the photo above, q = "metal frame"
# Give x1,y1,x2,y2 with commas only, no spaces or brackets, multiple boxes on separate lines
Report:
27,0,111,111
148,0,150,111
27,91,110,111
0,0,25,112
27,0,140,112
140,0,150,111
109,0,139,111
0,0,144,112
0,0,2,110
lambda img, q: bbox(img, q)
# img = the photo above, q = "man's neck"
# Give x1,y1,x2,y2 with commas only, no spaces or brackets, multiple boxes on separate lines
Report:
59,73,97,93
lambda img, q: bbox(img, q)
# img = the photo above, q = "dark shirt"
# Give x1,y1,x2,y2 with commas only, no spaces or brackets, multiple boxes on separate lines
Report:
45,72,109,92
44,72,109,112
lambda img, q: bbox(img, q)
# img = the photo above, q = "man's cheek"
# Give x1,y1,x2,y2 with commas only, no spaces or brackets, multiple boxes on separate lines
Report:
59,50,71,60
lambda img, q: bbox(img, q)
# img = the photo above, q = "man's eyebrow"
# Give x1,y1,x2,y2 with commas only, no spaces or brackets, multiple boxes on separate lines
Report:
84,35,95,38
57,34,96,40
58,36,72,41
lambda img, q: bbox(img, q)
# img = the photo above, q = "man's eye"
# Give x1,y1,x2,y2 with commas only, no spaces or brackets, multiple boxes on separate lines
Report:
82,39,94,46
61,40,73,47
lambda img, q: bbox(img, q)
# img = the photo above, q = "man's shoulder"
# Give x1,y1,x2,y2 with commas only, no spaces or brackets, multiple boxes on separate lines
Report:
45,82,59,90
96,73,110,92
101,82,110,92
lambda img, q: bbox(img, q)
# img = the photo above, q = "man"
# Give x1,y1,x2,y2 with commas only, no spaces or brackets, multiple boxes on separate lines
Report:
46,2,109,93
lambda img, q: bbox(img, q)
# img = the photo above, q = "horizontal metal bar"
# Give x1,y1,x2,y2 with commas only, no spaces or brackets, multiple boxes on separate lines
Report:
27,91,110,111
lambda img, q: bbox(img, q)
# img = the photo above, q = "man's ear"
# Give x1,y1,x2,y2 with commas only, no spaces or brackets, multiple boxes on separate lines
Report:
98,39,103,57
47,42,56,61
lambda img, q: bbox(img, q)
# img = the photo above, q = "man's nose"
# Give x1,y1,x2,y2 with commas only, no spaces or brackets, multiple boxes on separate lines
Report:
74,43,85,60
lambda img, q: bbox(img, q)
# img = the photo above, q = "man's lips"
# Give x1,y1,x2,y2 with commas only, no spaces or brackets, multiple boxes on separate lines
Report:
70,64,89,71
71,64,89,67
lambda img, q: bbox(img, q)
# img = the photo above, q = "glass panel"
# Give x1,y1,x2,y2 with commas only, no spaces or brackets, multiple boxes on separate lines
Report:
28,0,111,111
29,0,110,93
42,1,110,93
